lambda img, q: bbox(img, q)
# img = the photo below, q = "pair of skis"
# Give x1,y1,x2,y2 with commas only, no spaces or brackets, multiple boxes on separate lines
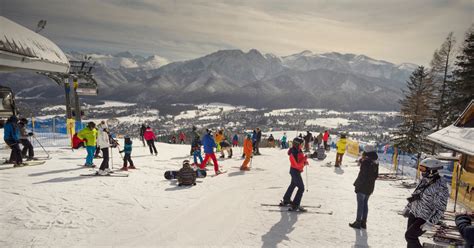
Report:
261,203,333,215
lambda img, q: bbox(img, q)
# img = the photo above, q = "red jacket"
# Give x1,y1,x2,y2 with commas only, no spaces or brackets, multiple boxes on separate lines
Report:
323,132,329,142
288,148,307,172
143,128,156,141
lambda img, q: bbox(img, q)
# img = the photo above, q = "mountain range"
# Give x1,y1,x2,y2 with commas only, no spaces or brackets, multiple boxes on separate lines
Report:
0,49,417,111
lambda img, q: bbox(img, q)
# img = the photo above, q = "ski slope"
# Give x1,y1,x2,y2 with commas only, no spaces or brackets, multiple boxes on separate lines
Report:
0,142,439,247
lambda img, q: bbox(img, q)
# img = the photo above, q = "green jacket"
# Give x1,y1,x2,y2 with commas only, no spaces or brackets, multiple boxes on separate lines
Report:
77,128,98,146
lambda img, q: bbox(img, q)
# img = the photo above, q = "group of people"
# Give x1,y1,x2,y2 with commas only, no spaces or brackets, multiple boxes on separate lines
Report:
3,115,36,166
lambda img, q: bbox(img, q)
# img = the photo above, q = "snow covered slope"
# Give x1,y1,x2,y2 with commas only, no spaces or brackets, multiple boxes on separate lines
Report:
0,141,445,247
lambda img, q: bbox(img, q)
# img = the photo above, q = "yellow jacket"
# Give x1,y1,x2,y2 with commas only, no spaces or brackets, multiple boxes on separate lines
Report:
336,138,347,154
77,127,98,146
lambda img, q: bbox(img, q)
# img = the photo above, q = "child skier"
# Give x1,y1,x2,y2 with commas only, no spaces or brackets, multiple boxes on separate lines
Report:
119,136,135,171
201,129,223,175
281,137,308,212
240,134,253,171
335,133,347,167
191,134,203,166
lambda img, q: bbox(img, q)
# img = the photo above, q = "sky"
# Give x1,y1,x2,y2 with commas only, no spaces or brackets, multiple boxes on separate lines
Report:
1,0,473,65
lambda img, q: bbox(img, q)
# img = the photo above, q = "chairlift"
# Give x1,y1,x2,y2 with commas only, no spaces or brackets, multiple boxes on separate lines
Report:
0,86,16,119
76,81,98,96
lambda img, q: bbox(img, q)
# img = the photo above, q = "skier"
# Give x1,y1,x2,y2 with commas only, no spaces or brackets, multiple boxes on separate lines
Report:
143,126,158,155
190,126,199,155
316,132,323,148
214,129,224,152
3,115,23,166
96,122,111,175
200,129,223,175
323,130,330,150
281,132,288,149
403,158,449,248
219,139,233,158
280,137,309,212
179,131,186,144
232,134,239,147
119,135,135,171
177,160,197,186
335,133,347,167
191,133,203,166
254,128,262,155
455,214,474,247
267,134,275,148
139,124,146,146
303,131,313,152
18,118,34,160
349,145,379,229
94,121,106,158
240,133,253,171
77,122,98,167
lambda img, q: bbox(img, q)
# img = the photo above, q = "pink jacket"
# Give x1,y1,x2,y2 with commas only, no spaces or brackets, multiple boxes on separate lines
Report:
143,128,156,141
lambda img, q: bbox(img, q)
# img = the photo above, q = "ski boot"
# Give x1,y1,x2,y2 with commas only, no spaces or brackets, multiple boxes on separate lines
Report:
128,165,137,169
349,220,362,229
289,204,307,212
279,200,293,207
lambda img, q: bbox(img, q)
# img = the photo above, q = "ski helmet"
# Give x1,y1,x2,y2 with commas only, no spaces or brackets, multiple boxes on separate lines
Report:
419,158,444,171
292,137,304,147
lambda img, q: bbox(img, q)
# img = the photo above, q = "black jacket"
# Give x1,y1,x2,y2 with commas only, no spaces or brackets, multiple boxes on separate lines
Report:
455,214,474,247
353,152,379,195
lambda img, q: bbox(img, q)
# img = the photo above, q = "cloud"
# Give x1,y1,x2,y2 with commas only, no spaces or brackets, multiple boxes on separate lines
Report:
2,0,472,65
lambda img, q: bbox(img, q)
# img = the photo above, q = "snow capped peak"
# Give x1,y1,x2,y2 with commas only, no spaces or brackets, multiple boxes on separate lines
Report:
298,50,313,56
113,51,134,58
142,55,170,69
396,63,418,71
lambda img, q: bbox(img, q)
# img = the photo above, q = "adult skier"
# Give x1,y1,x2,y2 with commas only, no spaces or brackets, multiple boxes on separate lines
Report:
3,115,23,166
303,131,313,152
323,130,330,150
77,122,98,167
18,118,34,160
349,145,379,229
96,123,111,175
200,129,223,175
143,126,158,155
139,124,146,146
335,133,347,167
179,131,186,144
254,128,262,155
240,133,253,171
280,137,309,212
403,158,449,248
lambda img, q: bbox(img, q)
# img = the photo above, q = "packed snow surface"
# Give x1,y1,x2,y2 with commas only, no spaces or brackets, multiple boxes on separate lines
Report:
0,141,441,247
305,118,354,128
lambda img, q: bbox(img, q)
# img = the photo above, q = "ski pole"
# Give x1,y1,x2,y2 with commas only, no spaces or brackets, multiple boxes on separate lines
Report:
110,147,113,170
306,164,309,192
32,135,50,158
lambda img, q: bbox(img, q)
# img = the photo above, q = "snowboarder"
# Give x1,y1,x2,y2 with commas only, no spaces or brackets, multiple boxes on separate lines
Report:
323,130,330,151
119,135,135,171
303,131,313,152
254,128,262,155
219,139,233,158
455,214,474,247
232,134,239,147
177,160,197,186
139,123,146,146
4,115,23,166
349,145,379,229
240,134,253,171
191,134,203,166
179,131,186,144
143,126,158,155
96,122,111,175
267,134,275,148
18,118,34,160
335,133,347,167
200,129,223,175
281,137,309,212
403,158,449,248
77,122,98,167
281,133,288,149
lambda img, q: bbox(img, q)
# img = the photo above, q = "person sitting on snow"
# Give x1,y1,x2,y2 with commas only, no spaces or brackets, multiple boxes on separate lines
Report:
219,139,233,159
178,160,196,186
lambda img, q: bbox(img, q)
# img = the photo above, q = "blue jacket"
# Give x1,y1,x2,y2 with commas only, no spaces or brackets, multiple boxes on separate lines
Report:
202,134,216,154
124,142,132,154
4,122,20,142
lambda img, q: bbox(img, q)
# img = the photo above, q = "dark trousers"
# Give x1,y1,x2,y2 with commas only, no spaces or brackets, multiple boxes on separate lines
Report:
356,193,370,221
20,139,34,158
123,153,134,167
324,141,328,150
8,142,23,164
405,213,426,248
254,141,260,154
99,148,109,171
283,168,305,206
335,153,344,166
146,140,157,154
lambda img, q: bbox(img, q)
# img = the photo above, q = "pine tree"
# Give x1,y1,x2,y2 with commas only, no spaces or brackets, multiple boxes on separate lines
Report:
428,32,456,130
448,26,474,122
393,66,434,155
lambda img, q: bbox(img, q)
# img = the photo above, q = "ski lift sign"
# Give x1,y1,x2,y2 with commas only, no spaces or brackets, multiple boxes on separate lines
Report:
76,82,98,96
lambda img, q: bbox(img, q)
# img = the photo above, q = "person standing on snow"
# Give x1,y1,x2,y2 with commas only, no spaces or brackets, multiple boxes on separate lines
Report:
254,128,262,155
214,129,224,152
18,118,35,160
96,122,111,175
191,134,203,166
232,134,239,147
335,133,347,167
179,131,186,144
119,135,135,171
139,124,146,147
303,131,313,152
316,132,323,148
219,139,233,158
349,145,379,229
280,137,309,212
4,115,23,166
267,134,275,148
240,133,253,171
200,129,223,175
281,133,288,149
77,122,98,167
323,130,330,150
403,158,449,248
143,126,158,155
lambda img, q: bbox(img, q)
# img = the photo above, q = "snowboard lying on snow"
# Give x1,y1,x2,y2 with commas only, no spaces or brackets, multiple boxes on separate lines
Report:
164,169,207,179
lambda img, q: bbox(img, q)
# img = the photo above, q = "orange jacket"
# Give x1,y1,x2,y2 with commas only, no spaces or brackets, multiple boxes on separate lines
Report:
243,138,253,156
288,148,307,172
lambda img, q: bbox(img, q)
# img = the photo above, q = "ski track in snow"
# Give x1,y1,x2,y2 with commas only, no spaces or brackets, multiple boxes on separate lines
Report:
0,142,440,247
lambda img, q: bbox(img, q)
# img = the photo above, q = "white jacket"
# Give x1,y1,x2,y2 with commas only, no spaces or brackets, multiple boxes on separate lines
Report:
97,127,110,148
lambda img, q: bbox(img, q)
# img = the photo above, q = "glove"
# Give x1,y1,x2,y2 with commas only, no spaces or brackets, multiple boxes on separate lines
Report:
119,150,124,153
28,132,34,136
421,222,434,232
